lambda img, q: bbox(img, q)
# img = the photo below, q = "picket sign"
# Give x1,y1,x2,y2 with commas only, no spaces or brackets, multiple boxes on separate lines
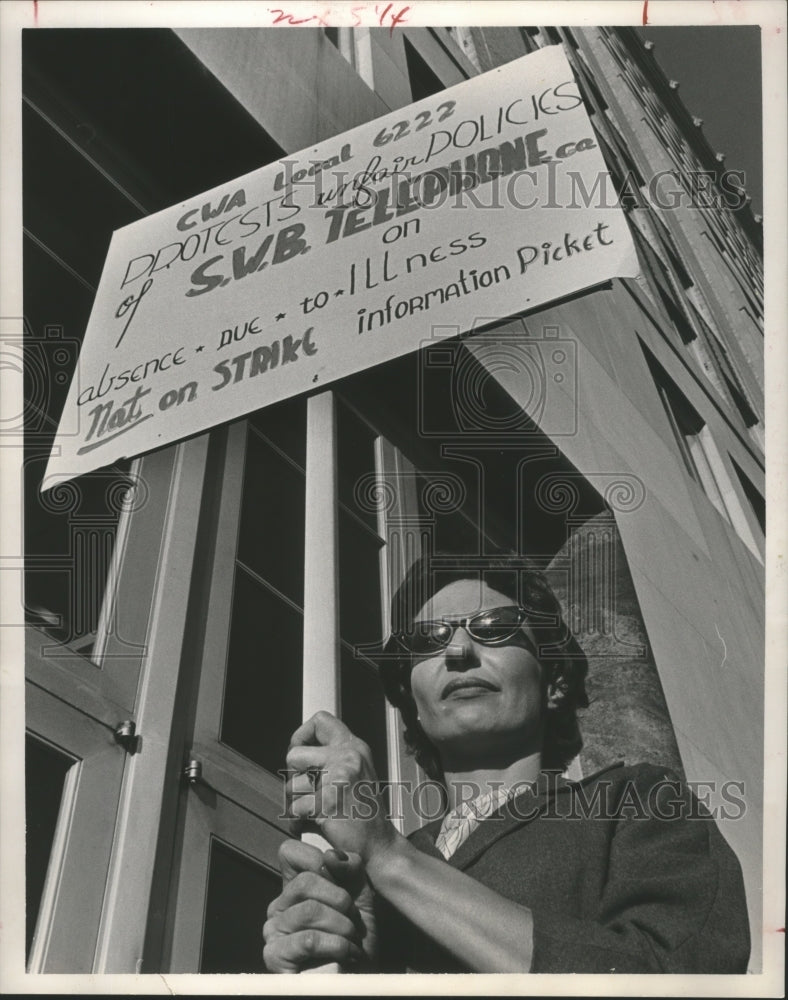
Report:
44,45,637,489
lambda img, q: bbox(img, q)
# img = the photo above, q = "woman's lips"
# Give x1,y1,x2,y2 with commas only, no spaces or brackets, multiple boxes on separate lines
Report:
441,677,498,699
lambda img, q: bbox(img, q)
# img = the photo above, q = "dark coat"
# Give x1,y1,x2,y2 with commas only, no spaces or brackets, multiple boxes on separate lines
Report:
378,762,751,973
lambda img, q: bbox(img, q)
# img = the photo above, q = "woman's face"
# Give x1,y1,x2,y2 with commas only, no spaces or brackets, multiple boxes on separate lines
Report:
408,580,545,768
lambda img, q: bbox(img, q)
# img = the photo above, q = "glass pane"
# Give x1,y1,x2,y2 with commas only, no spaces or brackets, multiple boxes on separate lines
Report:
23,230,132,651
24,449,131,650
200,839,280,973
23,236,94,428
337,401,378,530
430,508,482,556
248,396,306,470
338,509,383,649
221,568,303,774
418,471,482,556
23,103,144,283
24,29,286,212
340,648,389,783
25,735,74,960
238,430,305,607
732,459,765,533
404,38,446,101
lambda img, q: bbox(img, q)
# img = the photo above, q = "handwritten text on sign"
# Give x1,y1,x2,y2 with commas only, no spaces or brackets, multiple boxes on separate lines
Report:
45,45,638,486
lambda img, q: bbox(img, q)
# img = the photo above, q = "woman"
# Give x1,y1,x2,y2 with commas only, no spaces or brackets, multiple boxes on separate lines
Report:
263,558,750,973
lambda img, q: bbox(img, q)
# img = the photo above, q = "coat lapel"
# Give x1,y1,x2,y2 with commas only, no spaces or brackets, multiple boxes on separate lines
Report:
447,772,565,870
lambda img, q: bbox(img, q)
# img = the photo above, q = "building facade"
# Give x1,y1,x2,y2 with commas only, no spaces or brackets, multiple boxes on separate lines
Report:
22,25,764,973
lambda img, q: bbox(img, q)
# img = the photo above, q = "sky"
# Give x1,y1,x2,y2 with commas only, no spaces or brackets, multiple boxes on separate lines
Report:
633,26,764,216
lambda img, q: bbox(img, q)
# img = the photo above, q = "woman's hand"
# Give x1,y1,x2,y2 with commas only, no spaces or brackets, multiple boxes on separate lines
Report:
285,711,402,866
279,714,537,973
263,838,378,973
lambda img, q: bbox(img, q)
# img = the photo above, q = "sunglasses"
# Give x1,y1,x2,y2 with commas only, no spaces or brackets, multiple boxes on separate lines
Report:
393,605,540,658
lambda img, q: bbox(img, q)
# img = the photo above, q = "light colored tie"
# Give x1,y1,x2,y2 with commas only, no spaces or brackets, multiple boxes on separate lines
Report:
435,787,512,860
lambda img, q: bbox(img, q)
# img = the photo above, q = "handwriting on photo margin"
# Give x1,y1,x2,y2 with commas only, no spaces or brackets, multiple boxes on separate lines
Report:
268,4,410,34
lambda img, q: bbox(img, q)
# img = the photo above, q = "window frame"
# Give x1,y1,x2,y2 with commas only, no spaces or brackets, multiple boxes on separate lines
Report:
25,683,127,972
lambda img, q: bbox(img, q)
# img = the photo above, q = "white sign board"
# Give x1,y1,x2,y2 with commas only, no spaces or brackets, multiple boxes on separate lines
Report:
44,45,638,486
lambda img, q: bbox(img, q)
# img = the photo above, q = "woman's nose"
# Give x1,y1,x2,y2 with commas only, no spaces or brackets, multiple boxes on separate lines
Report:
445,627,480,666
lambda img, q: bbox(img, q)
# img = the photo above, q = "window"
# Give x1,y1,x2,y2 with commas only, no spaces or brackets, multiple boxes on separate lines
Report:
628,223,698,344
24,736,74,961
22,94,138,652
577,61,610,114
221,399,306,774
643,345,724,502
722,367,759,428
683,296,762,437
443,27,481,72
324,26,356,68
731,458,765,535
404,37,446,100
24,683,128,972
641,344,764,559
199,840,280,973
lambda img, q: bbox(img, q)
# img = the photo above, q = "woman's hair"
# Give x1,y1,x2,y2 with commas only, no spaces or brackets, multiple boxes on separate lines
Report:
378,555,589,780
